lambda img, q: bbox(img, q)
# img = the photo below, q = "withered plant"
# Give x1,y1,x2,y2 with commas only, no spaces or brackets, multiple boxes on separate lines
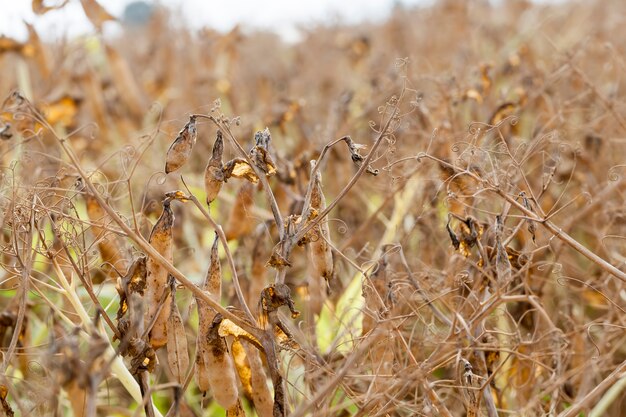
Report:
1,1,626,416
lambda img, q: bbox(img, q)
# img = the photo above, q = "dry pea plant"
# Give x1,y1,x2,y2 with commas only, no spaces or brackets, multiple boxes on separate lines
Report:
1,0,626,416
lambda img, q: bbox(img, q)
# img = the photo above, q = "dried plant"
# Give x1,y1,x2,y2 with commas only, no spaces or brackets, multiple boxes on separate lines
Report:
1,0,626,416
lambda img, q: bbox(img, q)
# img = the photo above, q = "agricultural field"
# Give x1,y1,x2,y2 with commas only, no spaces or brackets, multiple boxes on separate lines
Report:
1,0,626,416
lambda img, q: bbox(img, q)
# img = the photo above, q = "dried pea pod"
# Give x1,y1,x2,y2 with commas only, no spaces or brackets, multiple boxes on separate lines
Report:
84,191,130,281
166,278,189,384
145,199,174,349
195,233,221,392
225,182,255,240
242,340,273,417
165,115,197,174
307,161,333,282
204,130,225,206
205,315,239,409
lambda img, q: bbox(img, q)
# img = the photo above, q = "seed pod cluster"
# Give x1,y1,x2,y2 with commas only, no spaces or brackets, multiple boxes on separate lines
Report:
145,198,174,349
165,115,198,174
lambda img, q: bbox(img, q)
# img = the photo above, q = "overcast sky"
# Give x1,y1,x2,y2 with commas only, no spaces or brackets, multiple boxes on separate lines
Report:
0,0,428,42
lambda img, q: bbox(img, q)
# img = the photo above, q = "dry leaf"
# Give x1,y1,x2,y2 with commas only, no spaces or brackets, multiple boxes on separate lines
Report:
223,158,259,184
218,318,262,350
489,102,517,126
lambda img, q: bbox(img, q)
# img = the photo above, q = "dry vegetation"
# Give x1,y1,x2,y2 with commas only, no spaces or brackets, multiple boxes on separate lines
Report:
1,0,626,416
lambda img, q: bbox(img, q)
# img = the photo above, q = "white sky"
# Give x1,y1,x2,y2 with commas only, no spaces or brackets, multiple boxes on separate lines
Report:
0,0,427,42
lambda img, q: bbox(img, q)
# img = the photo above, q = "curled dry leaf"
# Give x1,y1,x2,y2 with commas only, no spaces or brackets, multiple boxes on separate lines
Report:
307,160,333,282
258,284,300,349
218,318,262,351
489,101,517,126
195,233,221,392
341,136,379,175
145,198,174,349
250,128,277,176
266,249,292,269
205,130,225,205
167,277,189,385
222,158,259,184
446,215,483,258
165,115,198,174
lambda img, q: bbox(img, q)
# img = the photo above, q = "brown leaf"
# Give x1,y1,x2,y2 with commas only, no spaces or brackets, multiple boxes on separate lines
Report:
223,158,259,184
218,318,262,351
488,102,517,126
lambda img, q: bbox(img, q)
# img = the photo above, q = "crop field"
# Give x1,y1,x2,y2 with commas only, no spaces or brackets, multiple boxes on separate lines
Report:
0,0,626,416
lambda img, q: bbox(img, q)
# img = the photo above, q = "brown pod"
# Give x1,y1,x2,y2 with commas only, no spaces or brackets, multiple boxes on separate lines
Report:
84,192,130,281
145,199,174,349
165,115,197,174
225,182,255,240
195,234,221,391
226,398,246,417
242,340,273,417
205,316,239,409
204,130,225,206
307,161,333,282
167,280,189,385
